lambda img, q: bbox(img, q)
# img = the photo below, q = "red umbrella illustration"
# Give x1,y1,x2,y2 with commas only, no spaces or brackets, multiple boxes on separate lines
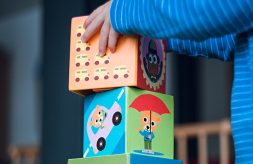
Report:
129,94,170,134
129,94,170,115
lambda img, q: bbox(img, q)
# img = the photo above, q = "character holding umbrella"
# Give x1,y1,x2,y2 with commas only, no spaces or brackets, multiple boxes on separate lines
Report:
129,94,170,154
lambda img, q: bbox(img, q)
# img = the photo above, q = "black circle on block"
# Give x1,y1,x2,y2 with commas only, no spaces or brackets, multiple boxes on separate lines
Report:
112,112,122,126
97,137,106,151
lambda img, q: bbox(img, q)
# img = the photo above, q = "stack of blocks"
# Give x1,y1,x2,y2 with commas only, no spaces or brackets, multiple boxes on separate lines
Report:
68,16,182,164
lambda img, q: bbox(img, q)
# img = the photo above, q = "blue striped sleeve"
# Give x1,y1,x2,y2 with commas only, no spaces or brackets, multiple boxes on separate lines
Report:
167,34,236,61
110,0,253,41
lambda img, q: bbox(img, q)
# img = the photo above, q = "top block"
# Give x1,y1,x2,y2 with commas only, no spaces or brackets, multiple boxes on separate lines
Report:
69,16,166,95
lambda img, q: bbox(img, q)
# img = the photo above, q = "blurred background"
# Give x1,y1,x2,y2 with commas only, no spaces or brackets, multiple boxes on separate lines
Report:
0,0,234,163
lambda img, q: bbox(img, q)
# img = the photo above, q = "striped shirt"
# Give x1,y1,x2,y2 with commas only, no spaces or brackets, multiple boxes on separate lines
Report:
110,0,253,163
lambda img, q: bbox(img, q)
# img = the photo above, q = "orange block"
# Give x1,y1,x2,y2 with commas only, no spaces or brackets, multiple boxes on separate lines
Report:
69,16,166,95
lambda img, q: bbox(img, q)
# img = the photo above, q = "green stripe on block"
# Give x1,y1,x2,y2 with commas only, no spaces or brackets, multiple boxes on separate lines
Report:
68,154,182,164
68,154,128,164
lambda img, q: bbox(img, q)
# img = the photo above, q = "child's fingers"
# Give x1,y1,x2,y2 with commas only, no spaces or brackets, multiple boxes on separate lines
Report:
83,8,100,29
82,15,105,43
83,13,98,29
99,18,110,56
108,27,119,53
83,2,109,29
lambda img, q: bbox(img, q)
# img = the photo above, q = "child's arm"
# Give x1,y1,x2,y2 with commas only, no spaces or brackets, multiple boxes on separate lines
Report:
166,34,235,61
82,1,249,60
109,0,251,61
110,0,252,40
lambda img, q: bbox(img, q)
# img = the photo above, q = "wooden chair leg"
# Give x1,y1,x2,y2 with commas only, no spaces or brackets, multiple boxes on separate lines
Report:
198,133,208,164
27,157,36,164
11,157,21,164
177,136,188,164
220,120,230,164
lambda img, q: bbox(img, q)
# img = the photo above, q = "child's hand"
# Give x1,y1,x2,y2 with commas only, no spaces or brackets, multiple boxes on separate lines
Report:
82,1,120,56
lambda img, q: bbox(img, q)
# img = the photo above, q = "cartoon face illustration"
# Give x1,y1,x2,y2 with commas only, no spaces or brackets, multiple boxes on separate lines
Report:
75,69,90,82
94,68,109,80
94,53,110,65
76,40,91,52
75,54,90,67
143,40,163,83
89,106,107,129
140,111,161,133
76,24,85,37
86,102,122,154
113,66,129,79
137,111,161,152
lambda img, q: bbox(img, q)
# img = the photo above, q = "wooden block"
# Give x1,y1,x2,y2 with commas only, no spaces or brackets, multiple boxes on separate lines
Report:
83,87,174,159
69,16,166,95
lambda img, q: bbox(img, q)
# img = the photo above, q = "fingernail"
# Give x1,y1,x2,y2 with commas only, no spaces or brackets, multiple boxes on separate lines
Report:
84,24,88,30
99,52,106,57
99,48,106,56
83,23,86,29
81,35,86,43
110,48,115,53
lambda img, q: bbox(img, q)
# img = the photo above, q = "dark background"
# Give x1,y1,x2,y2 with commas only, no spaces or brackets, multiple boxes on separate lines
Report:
42,0,106,163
